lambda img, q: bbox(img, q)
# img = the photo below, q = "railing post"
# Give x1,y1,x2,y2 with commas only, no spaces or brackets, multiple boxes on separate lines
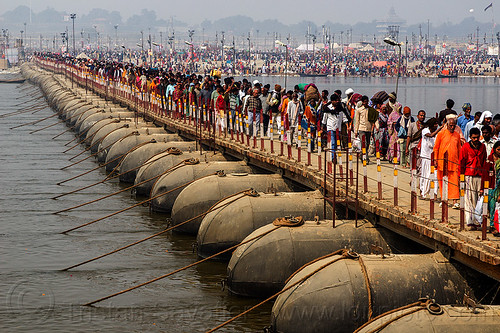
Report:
393,141,398,206
411,147,417,214
376,140,382,200
260,109,264,151
280,110,284,156
459,173,465,231
327,131,332,173
430,152,435,219
270,110,274,153
306,124,311,165
333,149,337,228
286,113,292,159
297,115,302,162
362,135,368,193
253,108,257,148
348,131,353,186
442,151,449,223
336,128,343,178
482,180,489,240
317,129,321,170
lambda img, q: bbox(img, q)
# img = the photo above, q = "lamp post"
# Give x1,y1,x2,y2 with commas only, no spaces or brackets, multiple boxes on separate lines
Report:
223,43,235,75
383,37,402,98
114,25,118,49
185,40,194,73
496,32,500,73
247,32,251,72
275,40,288,90
220,31,225,71
70,13,76,55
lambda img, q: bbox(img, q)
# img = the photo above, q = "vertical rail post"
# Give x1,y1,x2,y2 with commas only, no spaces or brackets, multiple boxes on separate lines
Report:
393,141,398,206
270,110,274,153
260,109,264,151
482,180,489,240
362,135,368,193
297,115,302,162
430,152,435,219
459,173,465,231
253,108,257,148
442,152,449,223
376,141,382,200
327,131,332,174
336,129,343,178
307,125,311,165
411,147,417,214
348,130,353,186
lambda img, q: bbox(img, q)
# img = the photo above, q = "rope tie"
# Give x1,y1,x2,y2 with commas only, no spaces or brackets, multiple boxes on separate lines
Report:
353,297,442,333
272,216,304,227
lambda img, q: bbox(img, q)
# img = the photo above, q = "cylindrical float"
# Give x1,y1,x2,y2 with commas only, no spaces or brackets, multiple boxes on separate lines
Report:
197,191,331,260
150,161,257,213
119,142,198,183
103,133,184,171
226,220,391,297
134,151,228,196
356,303,500,333
270,252,472,333
170,174,296,235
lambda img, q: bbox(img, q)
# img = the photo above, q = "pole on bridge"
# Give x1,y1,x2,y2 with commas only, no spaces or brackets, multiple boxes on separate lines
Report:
376,140,382,200
260,109,264,151
442,151,449,223
430,152,436,220
306,124,311,165
362,135,368,193
327,131,332,173
348,131,353,186
280,110,284,156
253,108,257,148
336,129,343,178
393,141,398,206
482,180,489,240
270,110,274,153
297,115,302,162
411,147,417,214
459,173,465,231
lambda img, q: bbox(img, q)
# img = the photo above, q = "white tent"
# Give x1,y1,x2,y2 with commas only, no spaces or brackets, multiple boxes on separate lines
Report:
296,43,326,51
76,53,90,60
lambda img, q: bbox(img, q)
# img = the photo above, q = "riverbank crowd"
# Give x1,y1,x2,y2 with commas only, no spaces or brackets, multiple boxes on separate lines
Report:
36,52,500,236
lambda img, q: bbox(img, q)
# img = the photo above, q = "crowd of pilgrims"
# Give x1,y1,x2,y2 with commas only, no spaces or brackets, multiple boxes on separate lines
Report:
39,53,500,235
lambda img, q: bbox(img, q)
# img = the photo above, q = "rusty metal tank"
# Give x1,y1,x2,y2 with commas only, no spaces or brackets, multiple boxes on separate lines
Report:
270,252,471,333
149,161,257,213
170,174,296,235
118,142,198,183
197,191,332,260
133,151,228,196
355,303,500,333
226,220,391,297
103,133,184,171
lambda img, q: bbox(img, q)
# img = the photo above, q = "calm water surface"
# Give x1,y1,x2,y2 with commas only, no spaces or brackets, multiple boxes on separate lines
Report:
1,77,498,332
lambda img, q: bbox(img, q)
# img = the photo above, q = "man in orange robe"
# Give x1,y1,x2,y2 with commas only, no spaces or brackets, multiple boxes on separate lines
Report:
433,115,462,207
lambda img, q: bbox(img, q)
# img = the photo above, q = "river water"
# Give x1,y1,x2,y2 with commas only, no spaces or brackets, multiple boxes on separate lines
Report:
0,76,498,332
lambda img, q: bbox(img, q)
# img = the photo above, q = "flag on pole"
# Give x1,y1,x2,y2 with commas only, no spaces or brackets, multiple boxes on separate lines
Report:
485,3,493,11
63,15,70,21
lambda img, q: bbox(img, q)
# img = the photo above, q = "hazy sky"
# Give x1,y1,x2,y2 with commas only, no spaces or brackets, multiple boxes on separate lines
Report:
4,0,497,25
